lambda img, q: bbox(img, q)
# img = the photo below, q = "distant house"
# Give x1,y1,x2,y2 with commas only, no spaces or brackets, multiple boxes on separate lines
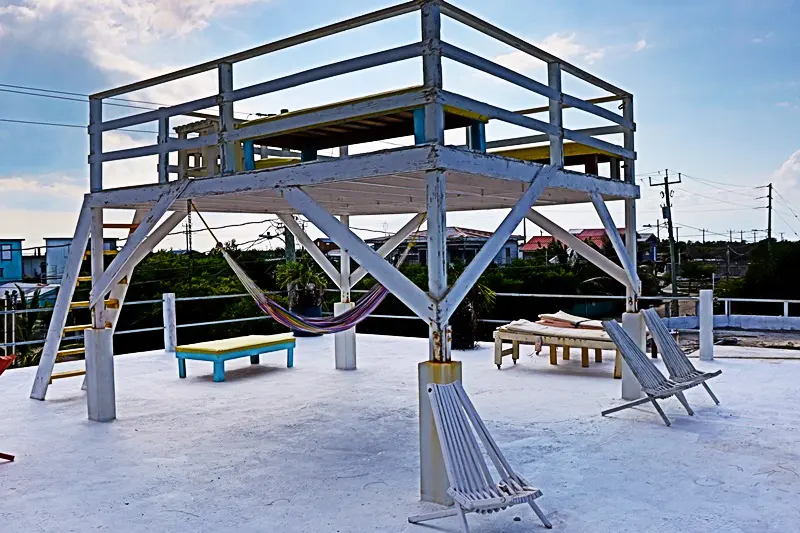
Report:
366,227,522,266
45,237,118,284
521,229,658,263
314,237,339,256
0,239,24,284
22,247,46,282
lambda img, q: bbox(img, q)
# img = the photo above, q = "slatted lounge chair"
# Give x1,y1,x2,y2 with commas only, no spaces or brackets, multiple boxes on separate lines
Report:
408,380,552,532
601,320,695,427
641,308,721,404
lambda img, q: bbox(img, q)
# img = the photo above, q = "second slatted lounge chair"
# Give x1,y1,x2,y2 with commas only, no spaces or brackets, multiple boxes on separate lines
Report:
641,308,722,405
408,380,552,532
601,320,695,427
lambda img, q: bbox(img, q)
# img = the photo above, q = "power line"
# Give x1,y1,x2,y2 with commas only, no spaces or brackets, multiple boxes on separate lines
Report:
679,173,760,197
0,117,155,134
672,186,765,210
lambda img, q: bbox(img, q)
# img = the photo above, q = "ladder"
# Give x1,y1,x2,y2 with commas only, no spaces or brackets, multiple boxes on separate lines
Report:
30,211,145,399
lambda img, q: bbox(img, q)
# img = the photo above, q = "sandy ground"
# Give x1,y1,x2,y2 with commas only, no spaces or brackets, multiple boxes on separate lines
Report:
2,335,799,532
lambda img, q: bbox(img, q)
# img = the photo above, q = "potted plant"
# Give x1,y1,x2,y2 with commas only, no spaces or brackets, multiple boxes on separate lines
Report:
276,260,327,337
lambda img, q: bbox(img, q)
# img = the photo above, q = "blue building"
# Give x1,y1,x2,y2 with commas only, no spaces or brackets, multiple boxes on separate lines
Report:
0,239,23,284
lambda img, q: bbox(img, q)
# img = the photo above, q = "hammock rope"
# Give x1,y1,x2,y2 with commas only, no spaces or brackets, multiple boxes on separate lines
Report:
190,203,422,334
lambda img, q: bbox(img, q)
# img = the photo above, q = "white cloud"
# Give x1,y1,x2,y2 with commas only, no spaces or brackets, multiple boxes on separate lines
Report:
774,149,800,190
752,31,774,44
0,175,86,197
633,39,648,52
0,0,259,103
494,33,606,73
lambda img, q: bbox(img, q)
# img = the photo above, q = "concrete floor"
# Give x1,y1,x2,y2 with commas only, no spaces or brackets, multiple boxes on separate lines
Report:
2,335,799,532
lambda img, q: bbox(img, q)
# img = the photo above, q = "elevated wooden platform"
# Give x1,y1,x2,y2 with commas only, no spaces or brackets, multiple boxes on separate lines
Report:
239,87,482,151
86,144,639,216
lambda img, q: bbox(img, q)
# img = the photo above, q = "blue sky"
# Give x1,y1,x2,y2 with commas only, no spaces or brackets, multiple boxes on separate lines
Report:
1,0,799,250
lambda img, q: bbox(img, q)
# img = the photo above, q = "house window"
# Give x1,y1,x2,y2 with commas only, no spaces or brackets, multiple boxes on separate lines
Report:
0,267,4,277
505,247,511,263
0,244,12,262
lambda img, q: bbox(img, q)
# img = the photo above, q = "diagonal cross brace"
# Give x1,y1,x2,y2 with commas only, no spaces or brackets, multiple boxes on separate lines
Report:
278,214,341,289
350,212,426,287
90,180,189,307
282,187,435,322
526,209,629,287
440,167,553,321
590,192,640,295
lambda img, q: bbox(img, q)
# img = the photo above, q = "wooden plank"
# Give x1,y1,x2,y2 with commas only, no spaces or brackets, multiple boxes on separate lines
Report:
89,181,189,307
278,214,341,288
526,209,629,287
30,203,91,400
92,1,422,99
440,166,553,320
438,0,630,97
63,324,92,334
282,187,435,322
350,212,426,286
49,369,86,382
70,300,119,310
57,347,86,357
590,192,641,295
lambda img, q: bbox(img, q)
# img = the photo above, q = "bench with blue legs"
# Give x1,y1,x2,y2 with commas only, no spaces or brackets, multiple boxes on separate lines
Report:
175,334,295,382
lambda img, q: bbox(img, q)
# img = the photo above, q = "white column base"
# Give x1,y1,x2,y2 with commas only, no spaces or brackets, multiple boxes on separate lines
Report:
699,289,714,361
85,328,116,422
334,302,356,370
163,293,177,353
418,360,462,505
621,313,644,401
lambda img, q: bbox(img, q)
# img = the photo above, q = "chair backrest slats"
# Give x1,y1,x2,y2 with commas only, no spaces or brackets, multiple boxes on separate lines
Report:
454,382,517,486
430,384,494,497
429,382,514,498
602,320,671,391
641,308,697,378
438,386,485,496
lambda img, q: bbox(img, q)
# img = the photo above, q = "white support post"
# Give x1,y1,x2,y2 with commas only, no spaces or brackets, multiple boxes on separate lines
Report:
421,0,444,143
90,207,106,329
699,289,714,361
590,193,640,297
784,301,789,317
350,212,426,286
90,181,189,307
724,299,730,316
282,187,435,322
526,209,628,287
218,62,236,174
441,169,552,320
547,62,564,168
30,202,92,400
157,113,169,183
89,97,103,193
339,215,351,300
163,293,177,353
621,312,644,401
335,214,356,371
85,328,116,422
277,214,341,289
426,170,449,362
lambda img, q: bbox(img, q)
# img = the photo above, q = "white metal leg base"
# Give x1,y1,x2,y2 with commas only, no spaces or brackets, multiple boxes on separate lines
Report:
408,507,459,523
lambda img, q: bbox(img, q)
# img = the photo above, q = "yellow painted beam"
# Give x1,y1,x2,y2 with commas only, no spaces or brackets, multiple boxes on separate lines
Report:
49,369,86,383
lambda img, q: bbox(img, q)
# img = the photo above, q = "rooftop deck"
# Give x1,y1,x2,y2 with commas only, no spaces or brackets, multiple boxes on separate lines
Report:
4,335,799,532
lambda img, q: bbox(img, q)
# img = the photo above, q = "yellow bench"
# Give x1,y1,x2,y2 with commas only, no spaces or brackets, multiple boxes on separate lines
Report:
175,334,295,382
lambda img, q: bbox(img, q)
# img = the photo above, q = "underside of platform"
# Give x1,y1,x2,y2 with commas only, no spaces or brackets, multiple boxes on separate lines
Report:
87,144,638,216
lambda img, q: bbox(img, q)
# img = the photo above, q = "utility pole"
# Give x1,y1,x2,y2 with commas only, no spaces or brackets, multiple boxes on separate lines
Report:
752,229,758,243
729,229,732,243
740,230,744,243
702,228,705,243
649,170,682,316
767,182,773,249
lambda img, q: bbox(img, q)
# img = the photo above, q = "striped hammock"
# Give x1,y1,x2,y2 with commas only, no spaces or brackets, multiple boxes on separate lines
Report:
221,249,390,335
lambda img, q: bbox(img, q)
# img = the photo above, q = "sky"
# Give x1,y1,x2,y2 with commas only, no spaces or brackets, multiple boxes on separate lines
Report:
1,0,800,254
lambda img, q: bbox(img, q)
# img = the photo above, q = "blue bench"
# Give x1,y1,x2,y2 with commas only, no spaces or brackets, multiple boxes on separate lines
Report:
175,334,295,382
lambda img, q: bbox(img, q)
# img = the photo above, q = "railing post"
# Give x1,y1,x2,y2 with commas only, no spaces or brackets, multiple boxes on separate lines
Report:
699,289,714,361
162,293,177,352
218,62,236,174
89,97,103,192
547,62,564,168
157,111,169,183
421,0,444,143
724,299,730,316
784,301,789,317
